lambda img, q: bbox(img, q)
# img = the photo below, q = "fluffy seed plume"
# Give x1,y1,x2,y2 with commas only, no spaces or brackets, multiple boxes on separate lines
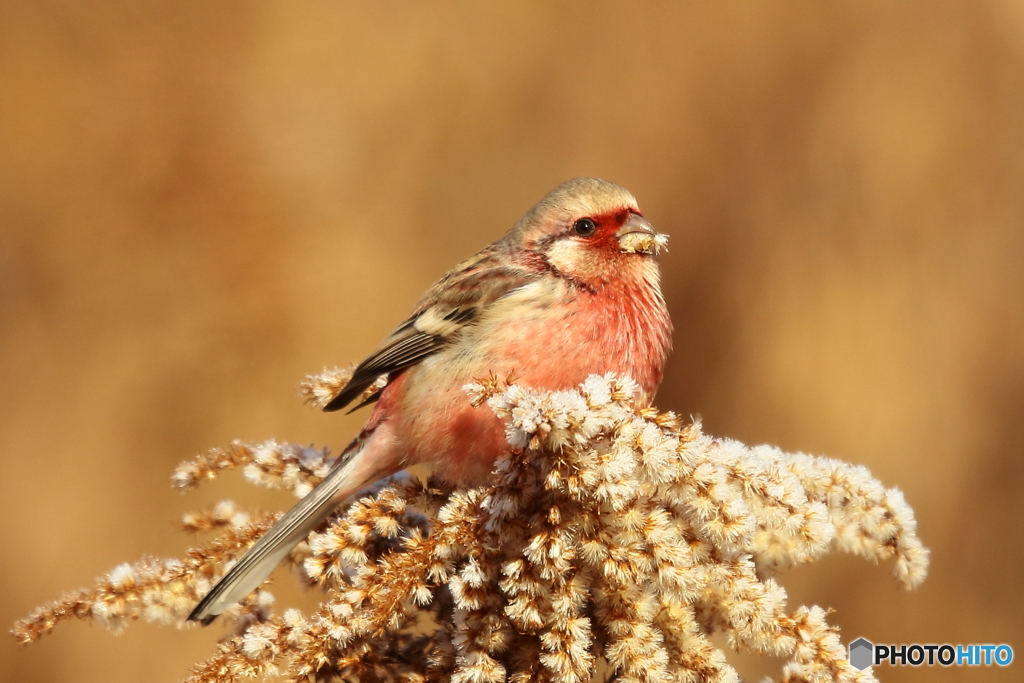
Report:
13,375,927,683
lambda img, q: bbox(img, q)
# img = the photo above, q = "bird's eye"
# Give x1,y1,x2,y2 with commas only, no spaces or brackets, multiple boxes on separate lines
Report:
573,217,597,237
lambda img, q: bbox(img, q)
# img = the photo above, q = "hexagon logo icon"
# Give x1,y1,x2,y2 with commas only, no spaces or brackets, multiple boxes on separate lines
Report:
849,638,874,670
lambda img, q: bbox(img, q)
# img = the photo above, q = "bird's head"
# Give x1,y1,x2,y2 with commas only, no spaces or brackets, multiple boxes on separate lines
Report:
509,178,667,287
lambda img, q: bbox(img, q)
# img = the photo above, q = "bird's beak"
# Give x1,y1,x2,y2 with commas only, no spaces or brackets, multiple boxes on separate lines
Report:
616,213,668,255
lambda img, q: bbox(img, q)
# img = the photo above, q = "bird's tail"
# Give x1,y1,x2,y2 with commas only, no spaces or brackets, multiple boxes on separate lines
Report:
188,437,391,624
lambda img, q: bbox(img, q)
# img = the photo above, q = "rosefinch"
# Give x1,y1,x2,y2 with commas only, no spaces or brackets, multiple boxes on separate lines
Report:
189,178,672,623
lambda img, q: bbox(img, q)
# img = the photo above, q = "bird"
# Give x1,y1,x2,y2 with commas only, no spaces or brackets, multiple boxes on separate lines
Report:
188,178,673,624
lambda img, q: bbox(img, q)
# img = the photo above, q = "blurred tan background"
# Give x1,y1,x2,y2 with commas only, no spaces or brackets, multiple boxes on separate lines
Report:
2,2,1022,682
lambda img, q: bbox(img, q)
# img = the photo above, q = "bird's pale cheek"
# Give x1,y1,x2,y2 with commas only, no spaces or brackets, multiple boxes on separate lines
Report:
544,240,605,281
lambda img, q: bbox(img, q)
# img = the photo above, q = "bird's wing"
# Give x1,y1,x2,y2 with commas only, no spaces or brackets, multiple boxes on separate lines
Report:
323,247,534,412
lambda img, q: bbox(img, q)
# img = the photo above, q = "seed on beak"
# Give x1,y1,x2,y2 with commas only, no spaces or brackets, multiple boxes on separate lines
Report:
616,214,668,255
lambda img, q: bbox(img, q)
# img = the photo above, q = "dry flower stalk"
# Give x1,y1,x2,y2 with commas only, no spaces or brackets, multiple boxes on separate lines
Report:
13,372,928,683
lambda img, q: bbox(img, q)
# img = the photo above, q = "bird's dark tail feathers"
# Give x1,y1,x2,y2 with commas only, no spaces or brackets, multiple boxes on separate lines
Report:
188,443,368,625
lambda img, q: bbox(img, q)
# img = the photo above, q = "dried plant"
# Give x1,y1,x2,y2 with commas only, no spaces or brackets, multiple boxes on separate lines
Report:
13,372,928,683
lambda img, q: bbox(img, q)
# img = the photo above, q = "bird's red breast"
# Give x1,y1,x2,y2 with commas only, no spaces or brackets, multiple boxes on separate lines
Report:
373,257,671,486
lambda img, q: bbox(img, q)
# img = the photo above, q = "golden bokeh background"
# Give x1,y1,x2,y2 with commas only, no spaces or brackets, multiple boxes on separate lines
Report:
2,3,1022,682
